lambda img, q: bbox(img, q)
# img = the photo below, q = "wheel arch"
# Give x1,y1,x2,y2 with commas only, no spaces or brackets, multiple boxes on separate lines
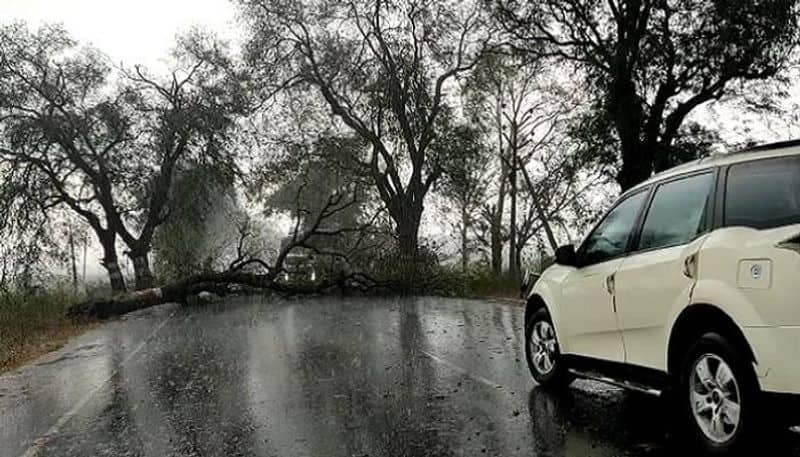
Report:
667,303,757,378
525,293,548,326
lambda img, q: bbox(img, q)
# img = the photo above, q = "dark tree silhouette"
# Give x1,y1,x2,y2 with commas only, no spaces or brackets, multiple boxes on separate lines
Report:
239,0,494,257
495,0,800,190
0,24,247,291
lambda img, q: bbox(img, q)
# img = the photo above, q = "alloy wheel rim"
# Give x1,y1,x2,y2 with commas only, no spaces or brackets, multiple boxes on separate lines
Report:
530,320,557,376
689,353,742,444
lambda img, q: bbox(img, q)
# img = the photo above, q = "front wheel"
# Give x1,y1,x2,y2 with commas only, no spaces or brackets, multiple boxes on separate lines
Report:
679,332,759,455
525,308,572,389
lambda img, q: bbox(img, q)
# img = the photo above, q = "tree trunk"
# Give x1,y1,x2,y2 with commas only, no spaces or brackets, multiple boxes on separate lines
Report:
491,98,507,277
394,202,422,260
490,220,503,276
82,237,87,283
98,231,126,293
611,75,651,191
508,153,518,279
617,140,653,191
532,193,559,253
67,269,374,319
130,251,155,290
104,260,126,294
508,186,517,277
388,196,424,293
460,204,469,273
68,231,78,297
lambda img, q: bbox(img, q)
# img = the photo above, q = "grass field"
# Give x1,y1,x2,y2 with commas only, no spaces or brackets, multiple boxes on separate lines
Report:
0,287,96,373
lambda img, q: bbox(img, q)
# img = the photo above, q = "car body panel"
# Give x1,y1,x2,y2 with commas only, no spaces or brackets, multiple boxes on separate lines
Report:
532,260,626,363
691,224,800,327
559,259,626,363
743,326,800,393
615,236,707,371
529,264,572,357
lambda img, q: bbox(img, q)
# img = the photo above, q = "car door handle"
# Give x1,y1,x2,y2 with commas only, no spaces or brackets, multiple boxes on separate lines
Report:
683,253,697,279
605,273,615,295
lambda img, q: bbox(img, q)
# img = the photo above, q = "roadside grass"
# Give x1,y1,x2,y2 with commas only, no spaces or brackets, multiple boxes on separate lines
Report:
426,265,525,301
0,285,98,373
465,270,524,300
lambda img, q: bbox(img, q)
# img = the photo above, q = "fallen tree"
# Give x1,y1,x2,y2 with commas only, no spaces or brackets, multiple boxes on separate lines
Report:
66,269,377,318
68,184,382,318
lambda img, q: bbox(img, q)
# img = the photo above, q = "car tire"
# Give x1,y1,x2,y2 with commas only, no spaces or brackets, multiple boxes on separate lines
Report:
525,308,572,389
678,332,759,455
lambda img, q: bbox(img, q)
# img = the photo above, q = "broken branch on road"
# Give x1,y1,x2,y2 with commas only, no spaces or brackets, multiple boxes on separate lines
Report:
68,182,384,318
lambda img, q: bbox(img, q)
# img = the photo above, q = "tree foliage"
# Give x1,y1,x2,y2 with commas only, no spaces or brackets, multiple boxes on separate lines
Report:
495,0,800,189
151,164,238,282
239,0,495,255
0,23,249,291
438,124,490,272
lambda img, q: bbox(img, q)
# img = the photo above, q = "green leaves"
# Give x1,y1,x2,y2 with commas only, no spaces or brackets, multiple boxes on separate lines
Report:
494,0,800,188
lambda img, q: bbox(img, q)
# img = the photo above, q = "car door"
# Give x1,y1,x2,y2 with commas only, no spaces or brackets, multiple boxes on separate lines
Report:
614,171,716,371
559,190,649,363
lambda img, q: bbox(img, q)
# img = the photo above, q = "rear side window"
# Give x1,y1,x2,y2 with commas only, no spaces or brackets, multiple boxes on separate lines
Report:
725,157,800,229
638,173,714,251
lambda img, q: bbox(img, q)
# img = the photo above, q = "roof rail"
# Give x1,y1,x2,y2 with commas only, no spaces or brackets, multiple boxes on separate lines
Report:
738,139,800,153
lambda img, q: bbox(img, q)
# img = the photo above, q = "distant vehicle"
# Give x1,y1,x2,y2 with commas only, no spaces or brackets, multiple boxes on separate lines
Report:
524,140,800,454
280,253,317,283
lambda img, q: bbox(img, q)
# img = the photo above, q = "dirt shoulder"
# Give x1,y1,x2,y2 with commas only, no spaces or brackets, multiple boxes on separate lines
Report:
0,318,97,374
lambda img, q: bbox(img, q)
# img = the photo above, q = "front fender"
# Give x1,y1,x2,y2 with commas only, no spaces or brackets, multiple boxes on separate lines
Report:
528,265,572,352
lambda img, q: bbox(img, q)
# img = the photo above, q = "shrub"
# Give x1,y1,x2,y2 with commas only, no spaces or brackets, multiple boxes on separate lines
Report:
0,283,87,370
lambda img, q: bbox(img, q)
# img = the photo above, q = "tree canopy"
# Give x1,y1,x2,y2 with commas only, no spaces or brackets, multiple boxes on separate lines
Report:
240,0,495,256
495,0,800,189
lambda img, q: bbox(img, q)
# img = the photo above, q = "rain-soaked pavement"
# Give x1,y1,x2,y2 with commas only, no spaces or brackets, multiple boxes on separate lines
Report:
1,296,799,457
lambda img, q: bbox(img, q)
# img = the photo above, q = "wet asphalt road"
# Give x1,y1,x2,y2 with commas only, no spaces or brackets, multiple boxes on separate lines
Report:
1,296,799,457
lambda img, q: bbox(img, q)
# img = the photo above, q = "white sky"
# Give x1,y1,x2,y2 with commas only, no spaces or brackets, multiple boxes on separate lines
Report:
0,0,238,69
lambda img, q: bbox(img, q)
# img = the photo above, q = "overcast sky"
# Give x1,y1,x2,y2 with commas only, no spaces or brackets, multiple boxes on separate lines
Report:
0,0,238,69
1,0,797,280
1,0,794,144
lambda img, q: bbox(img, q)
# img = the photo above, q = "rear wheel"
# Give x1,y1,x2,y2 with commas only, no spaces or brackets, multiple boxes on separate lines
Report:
525,308,572,389
678,332,759,455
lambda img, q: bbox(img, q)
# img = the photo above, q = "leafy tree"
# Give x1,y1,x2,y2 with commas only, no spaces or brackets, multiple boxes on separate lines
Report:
0,23,131,291
0,24,248,290
438,124,490,273
239,0,494,257
464,54,582,276
151,164,237,282
495,0,800,190
114,31,249,288
262,135,386,277
462,53,513,276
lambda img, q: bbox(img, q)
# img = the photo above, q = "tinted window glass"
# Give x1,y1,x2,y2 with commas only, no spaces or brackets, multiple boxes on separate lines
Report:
638,173,713,251
725,158,800,229
581,191,647,265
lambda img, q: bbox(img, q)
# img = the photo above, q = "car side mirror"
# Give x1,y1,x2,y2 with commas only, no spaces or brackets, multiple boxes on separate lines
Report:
554,244,578,267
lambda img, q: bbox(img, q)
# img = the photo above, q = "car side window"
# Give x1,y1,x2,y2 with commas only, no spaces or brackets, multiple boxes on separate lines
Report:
638,173,714,251
580,191,647,266
725,157,800,229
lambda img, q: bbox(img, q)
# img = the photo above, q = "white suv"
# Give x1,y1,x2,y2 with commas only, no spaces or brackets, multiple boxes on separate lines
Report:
525,141,800,454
